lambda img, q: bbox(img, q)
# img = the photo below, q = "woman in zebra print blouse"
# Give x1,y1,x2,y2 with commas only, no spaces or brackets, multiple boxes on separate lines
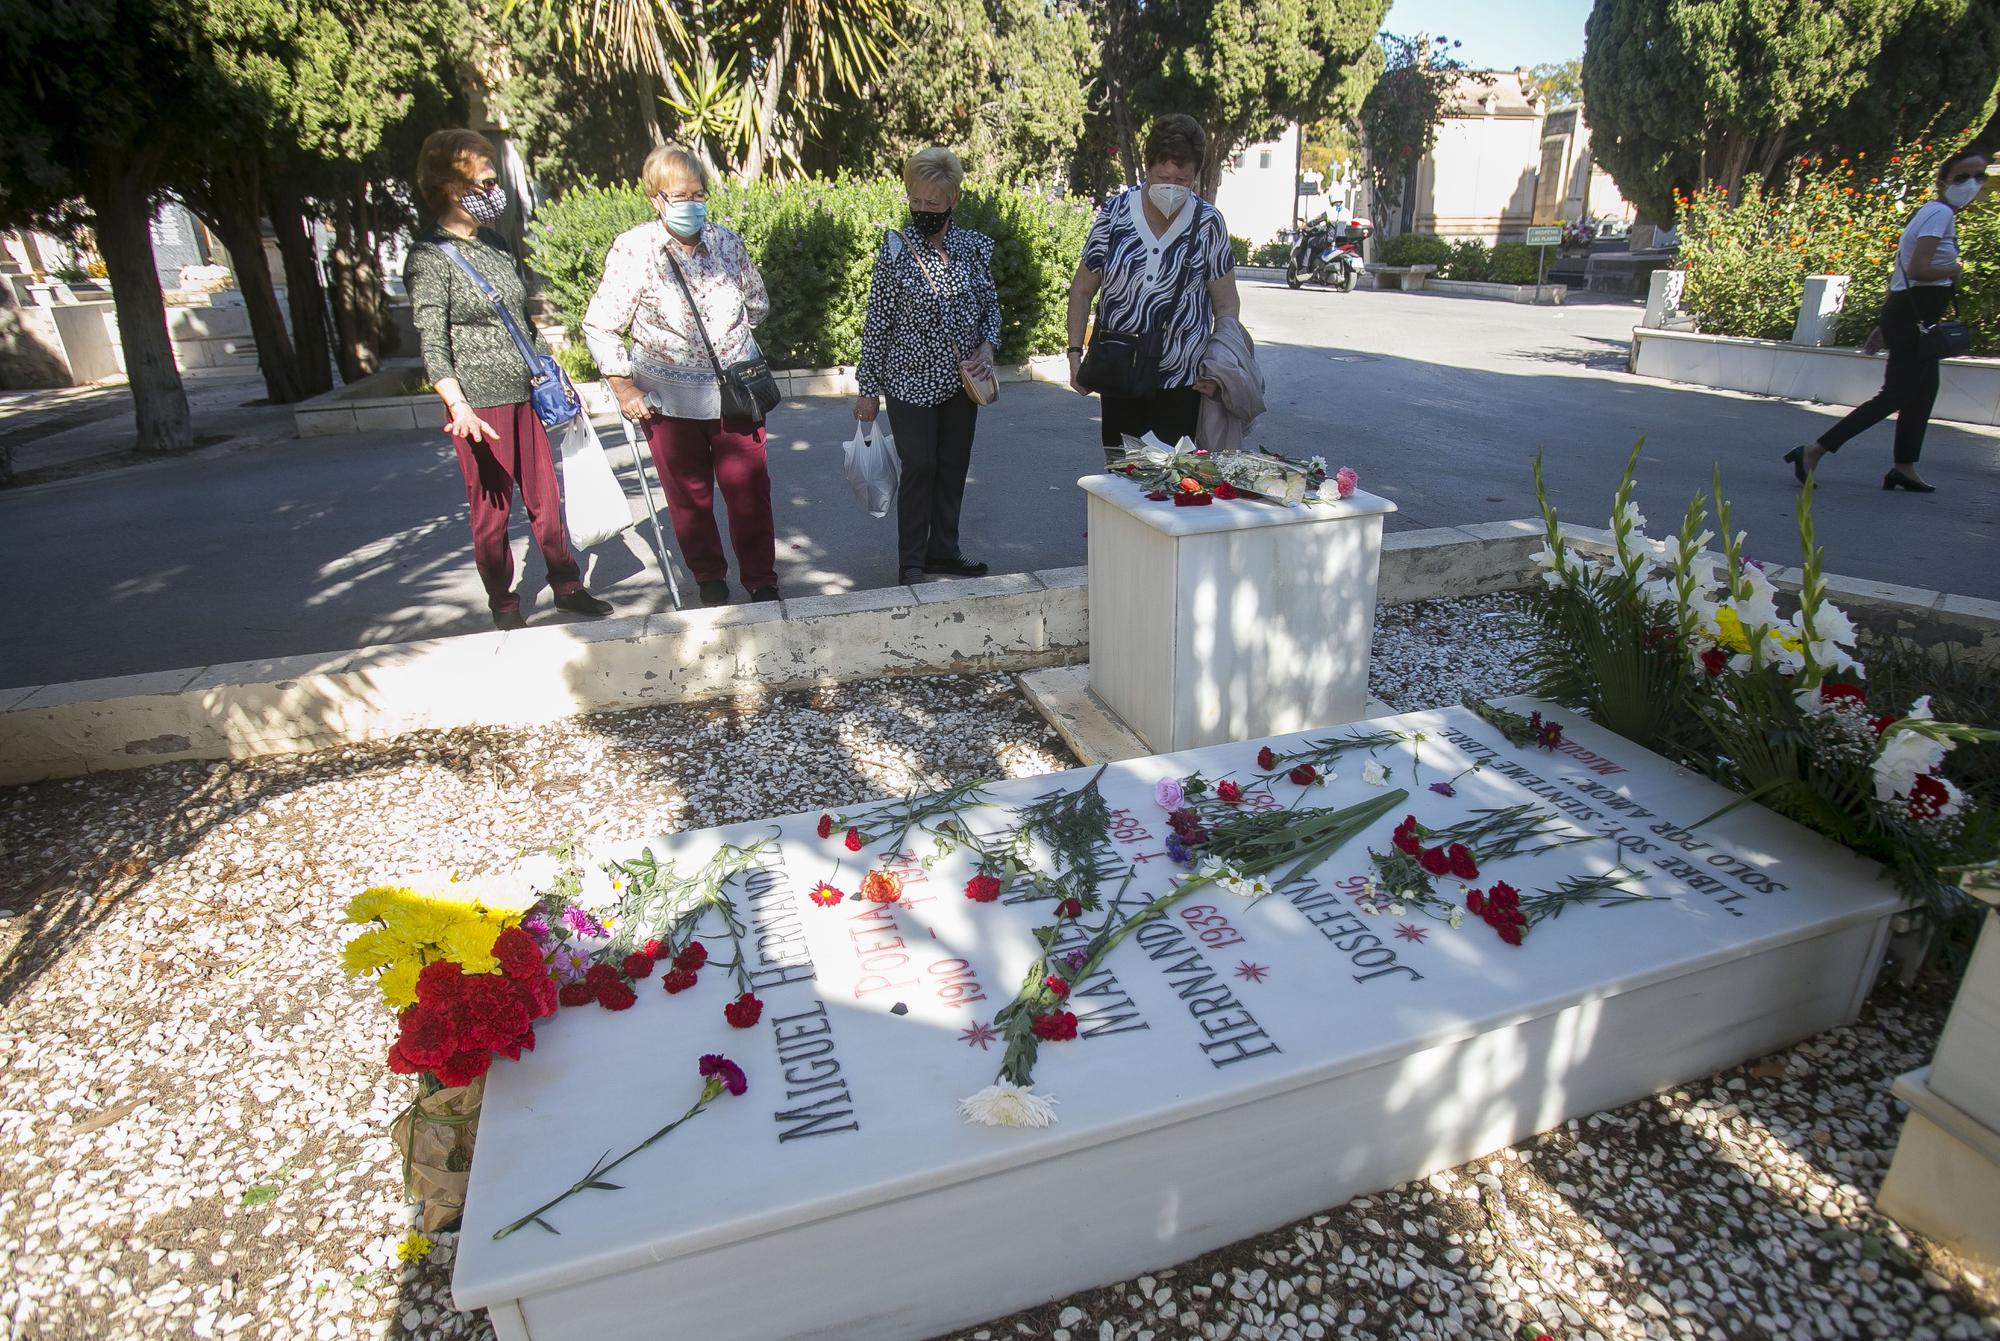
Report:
1066,114,1242,464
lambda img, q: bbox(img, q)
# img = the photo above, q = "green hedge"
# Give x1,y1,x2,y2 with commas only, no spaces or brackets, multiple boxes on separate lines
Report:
1251,240,1291,267
1489,242,1542,286
527,176,1094,368
1378,233,1451,268
1442,239,1490,281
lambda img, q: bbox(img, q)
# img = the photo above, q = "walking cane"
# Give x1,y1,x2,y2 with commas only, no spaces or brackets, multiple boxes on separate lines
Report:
619,417,683,610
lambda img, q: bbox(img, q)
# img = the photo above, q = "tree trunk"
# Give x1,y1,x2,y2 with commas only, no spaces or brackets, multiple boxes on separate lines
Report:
325,187,385,382
743,3,797,180
85,154,191,454
190,158,306,404
1199,138,1233,202
266,178,334,396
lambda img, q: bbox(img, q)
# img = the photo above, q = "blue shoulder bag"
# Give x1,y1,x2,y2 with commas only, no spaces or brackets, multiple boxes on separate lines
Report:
436,237,581,428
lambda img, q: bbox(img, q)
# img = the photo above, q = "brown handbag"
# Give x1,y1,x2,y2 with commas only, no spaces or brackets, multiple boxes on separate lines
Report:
907,235,999,405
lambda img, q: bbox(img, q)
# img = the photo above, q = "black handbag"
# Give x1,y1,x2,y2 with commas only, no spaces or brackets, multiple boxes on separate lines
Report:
1920,318,1972,361
664,250,781,424
1078,232,1198,399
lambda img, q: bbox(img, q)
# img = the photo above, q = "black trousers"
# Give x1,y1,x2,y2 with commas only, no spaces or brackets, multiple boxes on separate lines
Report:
886,391,978,571
1819,286,1952,466
1099,385,1203,459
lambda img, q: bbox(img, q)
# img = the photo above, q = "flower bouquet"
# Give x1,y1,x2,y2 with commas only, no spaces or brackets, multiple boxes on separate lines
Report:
1522,445,2000,912
1107,434,1357,507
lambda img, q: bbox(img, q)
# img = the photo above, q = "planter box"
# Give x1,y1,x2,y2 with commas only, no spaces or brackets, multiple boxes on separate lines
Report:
292,360,433,437
1425,278,1567,306
450,701,1899,1341
1630,327,2000,427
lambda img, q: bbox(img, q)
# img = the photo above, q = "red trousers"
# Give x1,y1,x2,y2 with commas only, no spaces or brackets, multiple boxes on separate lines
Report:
644,415,777,589
449,402,584,615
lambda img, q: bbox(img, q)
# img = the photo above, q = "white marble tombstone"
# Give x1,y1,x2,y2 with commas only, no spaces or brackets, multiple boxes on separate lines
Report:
1080,474,1397,753
451,702,1898,1340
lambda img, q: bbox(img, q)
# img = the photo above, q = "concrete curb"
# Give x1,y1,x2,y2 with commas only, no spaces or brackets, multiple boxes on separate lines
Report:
4,520,1995,785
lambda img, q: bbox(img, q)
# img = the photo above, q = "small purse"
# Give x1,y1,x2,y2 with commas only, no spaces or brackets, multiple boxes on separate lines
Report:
435,238,580,429
664,251,781,425
1078,231,1197,400
1920,319,1972,361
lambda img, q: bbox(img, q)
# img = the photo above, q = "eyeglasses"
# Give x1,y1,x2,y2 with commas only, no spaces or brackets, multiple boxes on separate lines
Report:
472,177,500,190
654,190,708,205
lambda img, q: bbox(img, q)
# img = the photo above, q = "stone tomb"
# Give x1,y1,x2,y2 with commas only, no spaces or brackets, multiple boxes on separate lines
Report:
452,703,1900,1340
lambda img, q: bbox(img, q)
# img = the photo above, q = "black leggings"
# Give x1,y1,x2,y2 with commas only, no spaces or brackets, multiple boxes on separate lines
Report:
1819,286,1952,466
886,392,978,571
1099,386,1203,458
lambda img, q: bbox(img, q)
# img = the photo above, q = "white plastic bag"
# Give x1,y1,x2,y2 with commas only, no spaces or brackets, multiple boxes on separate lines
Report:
843,421,900,518
553,415,634,550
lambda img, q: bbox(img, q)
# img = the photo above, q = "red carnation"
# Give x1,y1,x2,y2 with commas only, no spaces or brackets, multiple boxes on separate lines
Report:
433,1049,492,1089
1146,490,1171,501
674,941,708,972
1820,682,1866,708
661,967,698,995
1257,746,1277,771
462,977,531,1052
1908,773,1951,820
1467,889,1487,917
1044,975,1071,999
1488,881,1520,909
1869,713,1900,736
643,938,670,960
1056,897,1082,919
965,874,1002,902
844,827,864,853
524,973,559,1019
585,963,619,991
1213,480,1240,500
1447,844,1478,881
816,813,834,840
1419,846,1452,877
1700,647,1729,677
1393,831,1422,856
415,960,465,1008
387,1040,422,1075
1497,923,1524,946
559,980,595,1008
622,951,656,980
724,992,764,1029
1289,763,1318,786
395,1004,455,1069
492,927,545,982
1032,1010,1079,1041
1217,780,1243,805
597,980,638,1011
1172,490,1213,507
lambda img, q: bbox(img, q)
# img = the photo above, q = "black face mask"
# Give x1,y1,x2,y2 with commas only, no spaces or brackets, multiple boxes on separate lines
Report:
909,205,953,237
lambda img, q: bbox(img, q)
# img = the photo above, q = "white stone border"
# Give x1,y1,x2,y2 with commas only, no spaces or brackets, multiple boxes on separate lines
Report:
1630,326,2000,427
4,521,1994,784
1423,278,1567,305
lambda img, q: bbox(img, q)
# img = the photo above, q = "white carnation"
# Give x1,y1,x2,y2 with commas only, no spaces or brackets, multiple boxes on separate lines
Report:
958,1082,1059,1128
1361,760,1390,787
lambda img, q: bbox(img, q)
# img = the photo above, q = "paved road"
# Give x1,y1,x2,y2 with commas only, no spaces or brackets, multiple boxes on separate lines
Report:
4,283,1997,689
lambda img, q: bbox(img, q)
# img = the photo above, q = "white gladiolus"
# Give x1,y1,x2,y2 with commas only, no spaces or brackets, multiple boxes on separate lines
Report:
958,1082,1060,1128
1873,724,1949,804
1813,601,1859,650
1361,760,1390,787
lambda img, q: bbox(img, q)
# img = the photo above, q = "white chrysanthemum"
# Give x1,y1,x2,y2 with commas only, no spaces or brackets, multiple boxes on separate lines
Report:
958,1082,1059,1128
1448,907,1464,929
1387,902,1407,917
1307,454,1329,475
1361,760,1390,787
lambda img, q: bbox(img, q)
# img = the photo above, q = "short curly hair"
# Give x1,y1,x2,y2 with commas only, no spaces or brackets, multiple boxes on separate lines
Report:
1144,115,1207,172
415,129,499,216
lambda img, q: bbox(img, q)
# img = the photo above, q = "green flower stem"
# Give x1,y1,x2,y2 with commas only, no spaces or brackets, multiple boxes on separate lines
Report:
492,1083,721,1240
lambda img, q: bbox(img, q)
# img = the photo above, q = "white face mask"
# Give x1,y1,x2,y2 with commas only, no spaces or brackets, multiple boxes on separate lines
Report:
1944,175,1981,209
1147,182,1191,217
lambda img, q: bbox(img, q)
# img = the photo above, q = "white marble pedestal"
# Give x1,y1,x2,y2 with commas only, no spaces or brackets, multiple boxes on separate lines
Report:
1879,887,2000,1269
1080,475,1397,753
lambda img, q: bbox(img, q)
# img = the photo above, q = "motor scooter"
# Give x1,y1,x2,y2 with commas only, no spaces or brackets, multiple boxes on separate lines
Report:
1285,215,1372,292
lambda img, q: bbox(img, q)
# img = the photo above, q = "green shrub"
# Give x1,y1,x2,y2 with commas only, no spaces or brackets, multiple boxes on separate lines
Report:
1251,240,1291,267
553,340,601,383
1488,241,1542,286
1377,232,1451,268
1229,234,1251,265
527,176,1094,367
1677,129,2000,355
1442,239,1491,281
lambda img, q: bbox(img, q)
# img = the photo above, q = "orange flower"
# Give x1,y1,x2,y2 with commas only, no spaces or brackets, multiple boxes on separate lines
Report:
1178,477,1202,494
808,880,845,908
860,870,902,904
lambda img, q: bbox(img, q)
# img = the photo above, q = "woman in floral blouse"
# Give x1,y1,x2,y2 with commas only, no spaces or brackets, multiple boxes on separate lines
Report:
583,146,778,606
855,147,1002,585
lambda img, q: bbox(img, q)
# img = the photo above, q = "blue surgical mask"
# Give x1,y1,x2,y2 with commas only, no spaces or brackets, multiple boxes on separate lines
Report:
660,200,708,238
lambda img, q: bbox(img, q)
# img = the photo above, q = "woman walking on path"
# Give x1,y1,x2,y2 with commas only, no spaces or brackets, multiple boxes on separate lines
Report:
1787,148,1988,493
404,129,612,631
1065,114,1241,466
854,146,1001,586
583,146,780,606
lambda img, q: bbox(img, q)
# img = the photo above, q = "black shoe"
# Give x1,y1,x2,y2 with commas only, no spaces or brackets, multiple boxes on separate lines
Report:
492,609,527,631
899,567,928,585
1782,446,1809,484
552,589,613,617
922,555,989,577
1882,469,1936,493
749,586,780,603
699,579,731,606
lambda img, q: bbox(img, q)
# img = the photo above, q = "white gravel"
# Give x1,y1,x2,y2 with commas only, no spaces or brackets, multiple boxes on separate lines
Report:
1,615,1994,1341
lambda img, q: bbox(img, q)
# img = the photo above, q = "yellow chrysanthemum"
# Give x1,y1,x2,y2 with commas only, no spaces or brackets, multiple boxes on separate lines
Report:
396,1231,432,1262
378,957,423,1010
439,918,501,975
1713,607,1752,654
340,927,402,978
344,885,402,924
